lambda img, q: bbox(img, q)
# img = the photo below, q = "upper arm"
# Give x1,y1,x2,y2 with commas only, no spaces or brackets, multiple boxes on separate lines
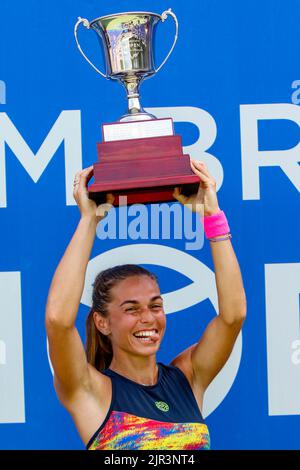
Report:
171,315,245,392
46,319,91,400
191,315,244,390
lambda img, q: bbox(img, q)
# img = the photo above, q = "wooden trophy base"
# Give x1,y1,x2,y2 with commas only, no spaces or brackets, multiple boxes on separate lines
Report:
88,131,200,206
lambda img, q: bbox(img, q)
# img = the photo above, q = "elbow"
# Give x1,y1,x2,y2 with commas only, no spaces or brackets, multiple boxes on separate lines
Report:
235,306,247,325
45,309,74,330
220,296,247,326
235,295,247,321
45,302,59,327
45,311,61,330
240,293,247,321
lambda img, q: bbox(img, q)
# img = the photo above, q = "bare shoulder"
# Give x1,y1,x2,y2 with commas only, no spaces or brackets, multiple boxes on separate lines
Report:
88,363,111,385
170,343,198,385
54,364,113,447
170,343,205,414
54,363,111,411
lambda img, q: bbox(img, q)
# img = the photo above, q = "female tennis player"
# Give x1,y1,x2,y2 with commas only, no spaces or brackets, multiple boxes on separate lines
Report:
45,160,246,450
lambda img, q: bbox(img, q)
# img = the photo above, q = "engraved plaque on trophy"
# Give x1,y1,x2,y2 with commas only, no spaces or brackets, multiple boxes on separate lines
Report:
74,9,199,206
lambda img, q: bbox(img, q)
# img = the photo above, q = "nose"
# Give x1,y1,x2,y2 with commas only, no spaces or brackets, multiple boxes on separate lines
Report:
140,306,155,323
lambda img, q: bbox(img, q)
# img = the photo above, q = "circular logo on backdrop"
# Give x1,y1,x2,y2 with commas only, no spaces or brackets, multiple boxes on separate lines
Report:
47,244,242,418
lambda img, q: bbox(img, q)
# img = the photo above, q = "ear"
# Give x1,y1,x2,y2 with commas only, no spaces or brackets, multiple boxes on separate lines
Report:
93,311,111,336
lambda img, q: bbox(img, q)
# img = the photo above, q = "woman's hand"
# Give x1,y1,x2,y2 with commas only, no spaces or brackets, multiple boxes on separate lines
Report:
173,159,220,216
73,166,114,223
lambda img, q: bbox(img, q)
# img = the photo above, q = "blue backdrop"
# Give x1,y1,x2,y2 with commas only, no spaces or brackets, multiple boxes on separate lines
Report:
0,0,300,450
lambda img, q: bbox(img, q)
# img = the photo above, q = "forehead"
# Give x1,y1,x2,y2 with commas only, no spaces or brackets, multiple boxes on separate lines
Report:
110,276,160,304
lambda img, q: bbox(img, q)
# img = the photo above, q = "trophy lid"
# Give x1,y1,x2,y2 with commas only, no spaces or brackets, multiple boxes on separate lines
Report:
90,11,162,26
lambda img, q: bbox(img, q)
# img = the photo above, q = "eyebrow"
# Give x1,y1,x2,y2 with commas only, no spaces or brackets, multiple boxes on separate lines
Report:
119,295,163,307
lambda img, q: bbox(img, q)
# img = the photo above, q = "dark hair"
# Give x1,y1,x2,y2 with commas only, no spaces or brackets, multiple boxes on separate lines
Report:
85,264,158,371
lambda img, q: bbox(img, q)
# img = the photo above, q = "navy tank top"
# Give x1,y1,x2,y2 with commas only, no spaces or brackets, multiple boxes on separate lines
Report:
86,362,210,450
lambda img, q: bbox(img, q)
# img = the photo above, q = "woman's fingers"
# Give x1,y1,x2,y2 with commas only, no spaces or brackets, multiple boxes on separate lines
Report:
79,166,94,189
190,159,210,181
193,160,211,177
190,160,217,189
73,166,94,193
106,193,115,204
96,195,114,219
173,186,181,198
173,186,188,204
190,160,202,178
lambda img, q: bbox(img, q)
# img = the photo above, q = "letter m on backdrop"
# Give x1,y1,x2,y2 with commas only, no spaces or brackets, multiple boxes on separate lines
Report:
0,111,82,207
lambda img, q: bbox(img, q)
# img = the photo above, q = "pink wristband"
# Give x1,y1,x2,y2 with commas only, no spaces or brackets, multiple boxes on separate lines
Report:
203,210,230,239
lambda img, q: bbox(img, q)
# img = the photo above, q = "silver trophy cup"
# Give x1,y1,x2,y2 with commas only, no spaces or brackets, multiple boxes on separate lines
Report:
74,9,178,122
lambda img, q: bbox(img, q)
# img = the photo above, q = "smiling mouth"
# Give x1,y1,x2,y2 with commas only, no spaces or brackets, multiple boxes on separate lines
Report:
133,329,160,343
133,336,159,345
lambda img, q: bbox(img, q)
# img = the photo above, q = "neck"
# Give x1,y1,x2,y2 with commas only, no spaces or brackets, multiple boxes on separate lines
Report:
109,355,159,386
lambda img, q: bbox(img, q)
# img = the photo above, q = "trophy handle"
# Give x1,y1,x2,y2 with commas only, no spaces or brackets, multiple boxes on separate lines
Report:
155,9,179,74
74,17,108,79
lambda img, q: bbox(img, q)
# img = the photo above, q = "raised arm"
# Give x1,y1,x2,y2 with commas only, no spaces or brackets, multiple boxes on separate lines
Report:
45,166,114,402
172,160,246,392
191,230,246,391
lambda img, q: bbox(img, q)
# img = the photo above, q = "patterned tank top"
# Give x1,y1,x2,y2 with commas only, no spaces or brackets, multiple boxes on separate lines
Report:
86,362,210,450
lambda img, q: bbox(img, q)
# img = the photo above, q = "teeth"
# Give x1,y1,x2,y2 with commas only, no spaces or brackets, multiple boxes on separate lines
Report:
134,329,157,338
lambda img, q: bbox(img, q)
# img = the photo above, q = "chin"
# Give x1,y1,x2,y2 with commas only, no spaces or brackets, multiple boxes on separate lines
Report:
130,340,161,355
